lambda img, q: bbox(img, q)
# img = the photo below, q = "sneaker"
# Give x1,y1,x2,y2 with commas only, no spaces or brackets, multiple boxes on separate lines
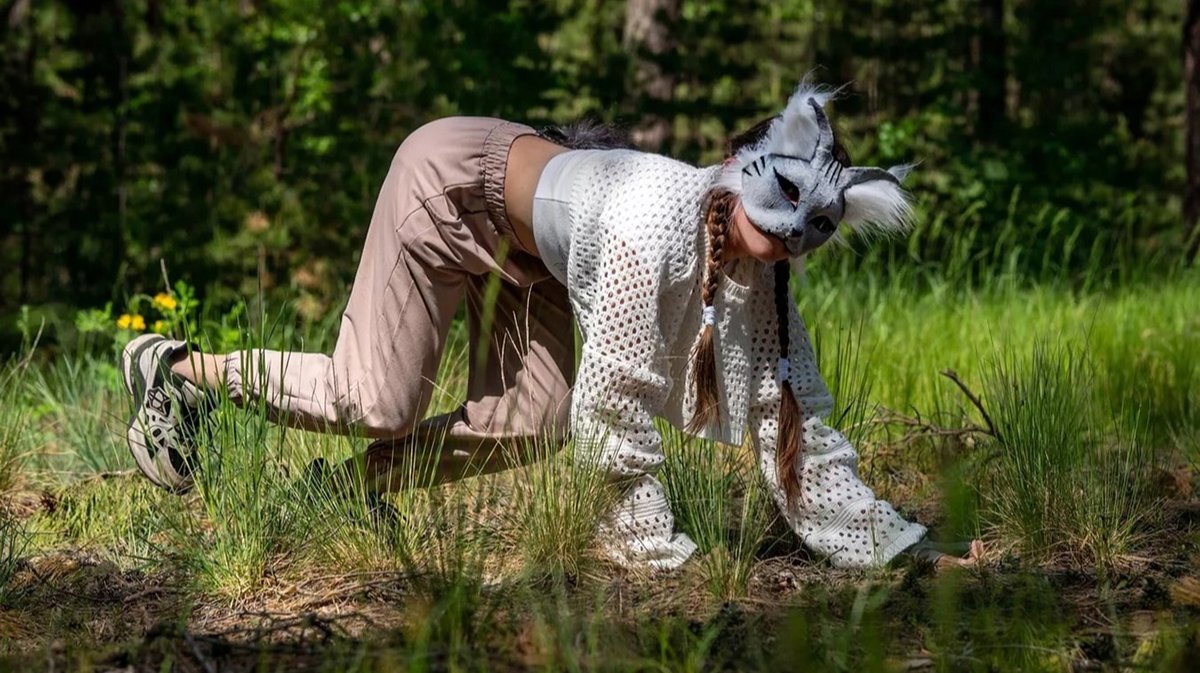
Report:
122,334,212,492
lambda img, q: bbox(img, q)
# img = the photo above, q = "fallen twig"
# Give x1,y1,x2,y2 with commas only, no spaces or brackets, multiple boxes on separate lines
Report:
850,406,988,449
939,369,1000,441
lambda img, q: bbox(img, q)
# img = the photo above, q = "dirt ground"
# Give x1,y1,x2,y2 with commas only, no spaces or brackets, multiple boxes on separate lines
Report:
0,498,1198,672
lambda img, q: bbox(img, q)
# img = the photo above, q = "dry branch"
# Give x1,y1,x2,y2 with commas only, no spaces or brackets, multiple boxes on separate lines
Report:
939,369,1000,441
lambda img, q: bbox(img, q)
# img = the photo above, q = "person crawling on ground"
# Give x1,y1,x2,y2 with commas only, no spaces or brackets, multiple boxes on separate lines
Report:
120,79,985,571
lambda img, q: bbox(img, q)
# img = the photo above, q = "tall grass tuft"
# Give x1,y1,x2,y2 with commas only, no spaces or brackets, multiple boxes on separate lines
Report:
284,431,403,573
981,338,1154,568
508,435,612,581
661,428,773,600
0,358,35,492
165,346,304,597
28,355,130,477
812,316,878,450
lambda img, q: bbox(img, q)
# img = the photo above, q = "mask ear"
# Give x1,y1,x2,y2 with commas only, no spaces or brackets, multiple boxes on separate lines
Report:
766,84,835,158
842,165,914,236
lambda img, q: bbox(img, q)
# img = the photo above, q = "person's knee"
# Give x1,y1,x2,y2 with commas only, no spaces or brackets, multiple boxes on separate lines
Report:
512,390,571,448
391,117,471,171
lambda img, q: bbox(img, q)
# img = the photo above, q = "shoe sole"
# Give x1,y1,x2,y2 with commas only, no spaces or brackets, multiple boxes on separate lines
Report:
122,335,174,491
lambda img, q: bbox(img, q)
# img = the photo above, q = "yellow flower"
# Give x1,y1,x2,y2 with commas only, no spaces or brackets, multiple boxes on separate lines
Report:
153,292,178,312
117,314,132,330
153,320,167,334
130,314,146,331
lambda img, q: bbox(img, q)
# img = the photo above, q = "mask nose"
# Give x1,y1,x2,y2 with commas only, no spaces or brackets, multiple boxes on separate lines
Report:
786,210,810,240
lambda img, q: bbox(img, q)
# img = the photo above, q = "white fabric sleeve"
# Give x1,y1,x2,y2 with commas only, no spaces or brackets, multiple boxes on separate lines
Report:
571,236,697,571
748,301,926,568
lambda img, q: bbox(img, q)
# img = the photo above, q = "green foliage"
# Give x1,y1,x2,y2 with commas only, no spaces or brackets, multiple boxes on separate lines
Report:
0,0,1189,346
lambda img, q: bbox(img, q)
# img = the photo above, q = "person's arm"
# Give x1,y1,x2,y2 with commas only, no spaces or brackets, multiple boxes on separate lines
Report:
747,299,927,568
571,231,697,570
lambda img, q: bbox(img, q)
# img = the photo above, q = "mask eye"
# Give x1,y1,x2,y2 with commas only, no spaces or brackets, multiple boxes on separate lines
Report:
809,215,836,235
773,168,800,205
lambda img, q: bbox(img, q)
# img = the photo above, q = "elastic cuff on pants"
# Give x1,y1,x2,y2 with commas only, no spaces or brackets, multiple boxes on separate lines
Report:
481,120,537,254
224,351,244,403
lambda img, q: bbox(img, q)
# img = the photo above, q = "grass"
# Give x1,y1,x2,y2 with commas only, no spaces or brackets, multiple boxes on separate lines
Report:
0,357,34,493
0,249,1197,668
506,435,614,581
660,427,774,601
981,338,1154,567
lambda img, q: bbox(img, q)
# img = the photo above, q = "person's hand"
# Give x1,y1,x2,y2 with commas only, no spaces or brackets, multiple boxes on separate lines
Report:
934,539,986,571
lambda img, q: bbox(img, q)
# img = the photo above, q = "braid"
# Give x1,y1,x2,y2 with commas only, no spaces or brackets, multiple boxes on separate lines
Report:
687,189,736,434
683,114,781,434
773,261,805,506
701,200,728,308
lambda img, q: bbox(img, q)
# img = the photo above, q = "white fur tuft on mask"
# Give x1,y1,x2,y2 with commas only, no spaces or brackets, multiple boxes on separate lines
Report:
765,83,837,159
842,169,914,237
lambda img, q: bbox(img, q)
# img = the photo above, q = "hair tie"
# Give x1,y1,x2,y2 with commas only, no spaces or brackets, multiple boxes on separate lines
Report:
776,357,791,384
702,305,716,326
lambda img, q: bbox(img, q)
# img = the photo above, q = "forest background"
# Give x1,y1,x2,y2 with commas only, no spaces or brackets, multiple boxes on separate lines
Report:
0,0,1193,344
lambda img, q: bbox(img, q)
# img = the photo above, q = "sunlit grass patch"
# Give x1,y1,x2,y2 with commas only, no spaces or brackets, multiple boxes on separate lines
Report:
1089,289,1200,448
505,436,612,581
43,476,183,568
660,429,773,601
980,338,1156,569
26,354,130,479
0,358,35,493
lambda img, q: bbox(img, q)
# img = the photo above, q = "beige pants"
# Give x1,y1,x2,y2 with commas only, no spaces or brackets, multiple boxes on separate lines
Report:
226,118,575,488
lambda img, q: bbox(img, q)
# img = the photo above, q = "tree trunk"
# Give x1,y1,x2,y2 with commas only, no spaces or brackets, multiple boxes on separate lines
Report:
1186,0,1200,262
977,0,1006,140
624,0,678,152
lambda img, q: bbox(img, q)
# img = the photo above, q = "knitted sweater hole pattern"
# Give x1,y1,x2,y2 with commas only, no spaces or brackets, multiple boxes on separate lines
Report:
556,150,925,570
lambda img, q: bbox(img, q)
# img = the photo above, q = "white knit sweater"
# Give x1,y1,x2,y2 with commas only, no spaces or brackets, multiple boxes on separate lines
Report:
558,150,927,570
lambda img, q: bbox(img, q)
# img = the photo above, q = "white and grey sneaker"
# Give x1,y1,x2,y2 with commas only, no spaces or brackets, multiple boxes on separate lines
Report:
122,334,213,492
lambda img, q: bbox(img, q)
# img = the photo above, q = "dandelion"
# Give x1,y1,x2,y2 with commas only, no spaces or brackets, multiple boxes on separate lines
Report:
153,320,168,334
153,292,178,312
117,314,146,331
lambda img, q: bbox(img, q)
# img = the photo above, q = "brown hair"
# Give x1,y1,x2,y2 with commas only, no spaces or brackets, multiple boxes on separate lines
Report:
772,261,805,505
685,189,736,435
687,115,809,507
